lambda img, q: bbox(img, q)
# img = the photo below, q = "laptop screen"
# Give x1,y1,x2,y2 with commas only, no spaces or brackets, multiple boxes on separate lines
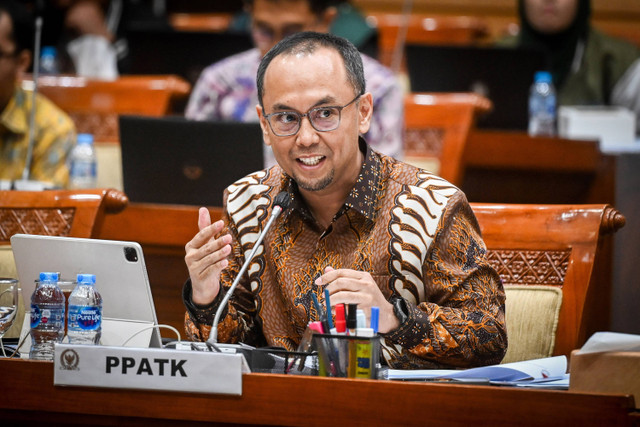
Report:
406,44,548,130
119,115,264,206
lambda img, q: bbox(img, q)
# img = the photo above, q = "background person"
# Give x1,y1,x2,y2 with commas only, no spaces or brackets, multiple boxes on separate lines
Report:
500,0,640,128
185,0,404,168
0,0,75,188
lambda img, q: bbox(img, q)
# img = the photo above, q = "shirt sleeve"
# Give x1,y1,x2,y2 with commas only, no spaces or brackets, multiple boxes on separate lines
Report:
31,98,76,188
382,192,508,369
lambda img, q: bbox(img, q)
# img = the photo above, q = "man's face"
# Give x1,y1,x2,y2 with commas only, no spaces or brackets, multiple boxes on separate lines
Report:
524,0,579,34
251,0,331,56
257,47,372,197
0,12,26,111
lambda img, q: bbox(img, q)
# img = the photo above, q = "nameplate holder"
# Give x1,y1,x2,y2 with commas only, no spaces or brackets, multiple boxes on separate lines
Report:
54,343,250,395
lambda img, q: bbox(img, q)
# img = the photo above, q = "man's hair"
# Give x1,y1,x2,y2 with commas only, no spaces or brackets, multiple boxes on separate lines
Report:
257,31,365,107
243,0,335,16
0,0,34,54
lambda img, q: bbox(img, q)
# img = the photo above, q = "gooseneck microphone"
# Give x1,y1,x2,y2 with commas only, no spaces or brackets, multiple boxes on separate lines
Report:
207,191,291,345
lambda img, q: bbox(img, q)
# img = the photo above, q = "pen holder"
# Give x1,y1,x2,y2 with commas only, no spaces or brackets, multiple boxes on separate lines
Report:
312,334,380,379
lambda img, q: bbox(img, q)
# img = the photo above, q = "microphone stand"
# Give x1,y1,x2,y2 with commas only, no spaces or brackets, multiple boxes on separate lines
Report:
207,192,291,346
14,17,53,191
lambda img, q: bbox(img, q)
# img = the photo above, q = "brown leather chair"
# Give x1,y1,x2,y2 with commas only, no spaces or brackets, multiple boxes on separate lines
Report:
404,92,491,186
471,203,625,359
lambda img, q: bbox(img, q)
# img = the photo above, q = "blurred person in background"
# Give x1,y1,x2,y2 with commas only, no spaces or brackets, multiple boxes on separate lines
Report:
0,0,75,188
185,0,403,168
500,0,640,129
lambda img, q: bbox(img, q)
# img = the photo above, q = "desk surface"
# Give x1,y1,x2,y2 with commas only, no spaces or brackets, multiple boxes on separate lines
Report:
0,358,636,426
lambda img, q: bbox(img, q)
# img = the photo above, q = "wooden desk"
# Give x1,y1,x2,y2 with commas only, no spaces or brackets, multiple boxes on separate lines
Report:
0,358,636,426
463,130,616,205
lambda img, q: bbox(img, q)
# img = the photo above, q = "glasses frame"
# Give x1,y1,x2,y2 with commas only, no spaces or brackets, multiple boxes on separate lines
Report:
263,92,363,137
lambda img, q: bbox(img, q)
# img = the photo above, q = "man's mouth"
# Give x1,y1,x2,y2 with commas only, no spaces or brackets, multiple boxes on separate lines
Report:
297,155,325,166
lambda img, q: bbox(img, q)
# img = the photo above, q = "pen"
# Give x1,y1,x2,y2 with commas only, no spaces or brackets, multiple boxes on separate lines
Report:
347,303,358,336
370,306,379,335
324,288,333,331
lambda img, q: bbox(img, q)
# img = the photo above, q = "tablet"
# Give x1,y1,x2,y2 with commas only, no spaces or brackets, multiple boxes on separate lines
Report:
10,234,162,349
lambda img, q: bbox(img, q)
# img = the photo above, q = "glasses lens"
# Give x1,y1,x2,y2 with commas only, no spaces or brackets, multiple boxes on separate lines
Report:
309,107,340,131
270,112,300,135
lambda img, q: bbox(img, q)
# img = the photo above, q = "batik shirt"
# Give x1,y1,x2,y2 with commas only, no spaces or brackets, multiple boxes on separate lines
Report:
185,48,404,168
0,85,76,187
183,139,507,369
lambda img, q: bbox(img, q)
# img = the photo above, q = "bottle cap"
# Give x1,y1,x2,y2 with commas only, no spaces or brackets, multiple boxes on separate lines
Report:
77,133,94,145
335,303,346,334
77,274,96,285
41,46,57,57
39,272,59,282
534,71,552,83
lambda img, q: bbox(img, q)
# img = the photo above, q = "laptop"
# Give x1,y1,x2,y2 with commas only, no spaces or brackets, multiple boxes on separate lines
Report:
405,44,548,130
10,234,162,350
119,115,264,206
126,29,253,85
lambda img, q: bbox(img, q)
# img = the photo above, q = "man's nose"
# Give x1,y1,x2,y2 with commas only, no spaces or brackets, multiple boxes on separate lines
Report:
295,116,319,146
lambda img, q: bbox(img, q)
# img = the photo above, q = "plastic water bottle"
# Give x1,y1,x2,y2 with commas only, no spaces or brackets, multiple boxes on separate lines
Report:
30,272,65,360
67,274,102,345
68,133,97,189
528,71,557,137
40,46,59,74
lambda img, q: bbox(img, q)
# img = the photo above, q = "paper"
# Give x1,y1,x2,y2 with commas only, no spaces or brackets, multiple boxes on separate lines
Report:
386,355,567,384
578,332,640,354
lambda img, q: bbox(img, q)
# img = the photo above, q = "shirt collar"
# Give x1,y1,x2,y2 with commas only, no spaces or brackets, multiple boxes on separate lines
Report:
282,137,383,225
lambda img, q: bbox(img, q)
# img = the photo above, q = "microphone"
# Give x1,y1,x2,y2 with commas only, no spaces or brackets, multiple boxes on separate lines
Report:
207,191,291,345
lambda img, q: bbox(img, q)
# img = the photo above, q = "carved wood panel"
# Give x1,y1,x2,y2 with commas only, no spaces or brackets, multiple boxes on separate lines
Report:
0,208,75,242
486,249,570,286
404,128,444,156
69,112,119,141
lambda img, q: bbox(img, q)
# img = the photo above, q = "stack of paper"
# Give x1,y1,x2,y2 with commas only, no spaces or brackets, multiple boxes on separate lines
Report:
385,356,569,389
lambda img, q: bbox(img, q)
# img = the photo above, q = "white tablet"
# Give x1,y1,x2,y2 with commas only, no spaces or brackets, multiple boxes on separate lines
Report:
10,234,162,349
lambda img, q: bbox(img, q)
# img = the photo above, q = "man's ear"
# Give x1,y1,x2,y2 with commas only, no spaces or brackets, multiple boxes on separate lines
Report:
256,104,272,146
16,50,31,75
357,92,373,135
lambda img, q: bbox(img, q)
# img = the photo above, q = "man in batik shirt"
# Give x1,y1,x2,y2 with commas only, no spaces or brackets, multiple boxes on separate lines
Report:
183,32,507,369
185,0,403,169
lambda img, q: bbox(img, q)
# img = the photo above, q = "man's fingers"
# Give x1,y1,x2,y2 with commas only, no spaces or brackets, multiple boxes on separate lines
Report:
198,207,212,231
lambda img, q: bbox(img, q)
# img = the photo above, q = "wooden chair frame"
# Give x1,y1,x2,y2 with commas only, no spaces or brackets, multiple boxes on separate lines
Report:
471,203,625,357
0,189,128,242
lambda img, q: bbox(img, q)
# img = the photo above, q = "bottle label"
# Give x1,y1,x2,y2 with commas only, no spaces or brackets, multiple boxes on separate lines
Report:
68,305,102,331
30,304,65,329
70,160,97,178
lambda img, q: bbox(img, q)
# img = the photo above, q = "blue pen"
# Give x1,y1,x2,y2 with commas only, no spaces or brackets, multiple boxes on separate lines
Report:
370,306,379,334
311,292,323,319
324,288,334,330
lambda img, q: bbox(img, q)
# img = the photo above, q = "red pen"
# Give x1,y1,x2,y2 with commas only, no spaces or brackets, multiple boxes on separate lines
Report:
334,303,347,334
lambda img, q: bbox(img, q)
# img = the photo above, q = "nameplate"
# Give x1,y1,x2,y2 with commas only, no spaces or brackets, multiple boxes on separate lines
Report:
53,344,250,395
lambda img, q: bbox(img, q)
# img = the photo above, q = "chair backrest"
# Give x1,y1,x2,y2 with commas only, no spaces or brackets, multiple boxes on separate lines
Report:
404,92,491,186
470,203,626,359
22,75,191,142
0,188,129,242
368,13,488,68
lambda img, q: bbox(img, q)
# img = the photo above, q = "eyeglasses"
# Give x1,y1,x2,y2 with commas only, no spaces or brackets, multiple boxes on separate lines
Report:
263,93,363,137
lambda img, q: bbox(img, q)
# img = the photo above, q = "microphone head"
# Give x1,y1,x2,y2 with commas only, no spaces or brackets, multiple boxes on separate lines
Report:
273,191,291,210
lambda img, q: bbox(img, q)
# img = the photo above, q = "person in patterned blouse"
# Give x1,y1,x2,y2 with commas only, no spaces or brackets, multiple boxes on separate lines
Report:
0,0,75,188
185,0,403,169
183,32,507,369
